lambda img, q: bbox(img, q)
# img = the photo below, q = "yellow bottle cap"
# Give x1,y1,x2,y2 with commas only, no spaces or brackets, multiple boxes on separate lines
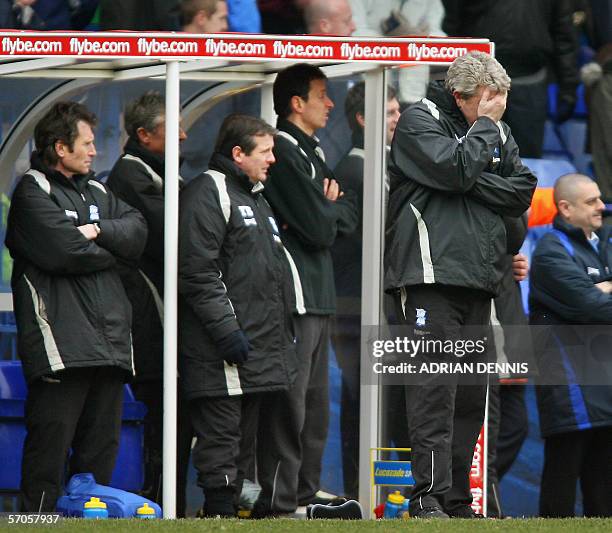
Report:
136,503,156,516
84,497,107,509
388,491,405,505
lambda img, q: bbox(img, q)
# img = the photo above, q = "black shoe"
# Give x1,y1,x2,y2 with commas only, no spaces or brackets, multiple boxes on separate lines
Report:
249,497,275,519
306,499,363,520
447,506,485,519
411,506,450,519
202,487,236,518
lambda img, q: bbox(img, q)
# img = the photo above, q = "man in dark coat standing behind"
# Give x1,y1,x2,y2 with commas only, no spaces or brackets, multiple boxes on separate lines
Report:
105,91,192,515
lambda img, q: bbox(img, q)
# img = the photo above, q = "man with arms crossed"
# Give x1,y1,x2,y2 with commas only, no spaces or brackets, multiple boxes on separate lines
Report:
6,101,147,511
255,63,358,515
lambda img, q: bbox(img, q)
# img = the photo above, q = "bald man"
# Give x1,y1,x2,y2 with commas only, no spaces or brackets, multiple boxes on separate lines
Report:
304,0,356,35
529,173,612,518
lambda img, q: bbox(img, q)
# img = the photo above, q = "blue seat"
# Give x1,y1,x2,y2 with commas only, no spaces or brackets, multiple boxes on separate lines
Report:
544,83,590,171
521,158,577,188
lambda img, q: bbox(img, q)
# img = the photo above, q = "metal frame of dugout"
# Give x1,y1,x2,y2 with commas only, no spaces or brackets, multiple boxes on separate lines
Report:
0,31,493,518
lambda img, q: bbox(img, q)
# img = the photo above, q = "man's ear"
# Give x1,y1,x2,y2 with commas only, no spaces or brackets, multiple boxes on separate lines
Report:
54,140,66,158
290,94,303,115
195,10,210,29
136,127,150,146
452,91,464,109
356,112,365,129
232,145,243,164
557,199,571,218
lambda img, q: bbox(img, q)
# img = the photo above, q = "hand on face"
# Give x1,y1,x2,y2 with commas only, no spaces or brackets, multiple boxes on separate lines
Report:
478,88,507,123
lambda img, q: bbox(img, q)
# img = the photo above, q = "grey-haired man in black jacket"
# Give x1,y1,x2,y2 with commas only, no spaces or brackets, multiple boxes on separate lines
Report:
105,91,192,515
385,52,536,518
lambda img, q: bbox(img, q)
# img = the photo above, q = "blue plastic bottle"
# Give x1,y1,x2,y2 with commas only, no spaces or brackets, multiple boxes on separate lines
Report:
83,497,108,519
383,491,404,518
400,496,410,518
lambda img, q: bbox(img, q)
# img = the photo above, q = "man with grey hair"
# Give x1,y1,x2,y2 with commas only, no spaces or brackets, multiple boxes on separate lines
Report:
530,173,612,517
385,51,536,518
304,0,356,36
106,91,190,515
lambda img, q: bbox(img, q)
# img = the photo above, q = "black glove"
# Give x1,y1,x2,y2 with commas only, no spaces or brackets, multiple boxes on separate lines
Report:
217,329,249,365
553,94,576,124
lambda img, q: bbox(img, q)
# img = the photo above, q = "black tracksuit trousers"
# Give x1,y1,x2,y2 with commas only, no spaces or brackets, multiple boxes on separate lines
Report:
190,392,265,514
20,367,124,512
256,315,331,512
395,284,489,515
540,426,612,517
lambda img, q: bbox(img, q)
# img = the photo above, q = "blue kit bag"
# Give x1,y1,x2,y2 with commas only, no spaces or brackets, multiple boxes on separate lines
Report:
56,473,162,518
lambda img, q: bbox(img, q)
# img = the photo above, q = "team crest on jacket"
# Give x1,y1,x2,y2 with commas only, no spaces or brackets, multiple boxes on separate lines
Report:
416,308,427,327
89,205,100,221
492,146,501,164
238,205,257,226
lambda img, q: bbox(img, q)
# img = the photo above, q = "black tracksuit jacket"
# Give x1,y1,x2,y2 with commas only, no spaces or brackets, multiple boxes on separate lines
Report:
6,153,147,383
331,131,366,304
263,119,359,315
105,138,174,381
385,81,537,296
178,153,298,399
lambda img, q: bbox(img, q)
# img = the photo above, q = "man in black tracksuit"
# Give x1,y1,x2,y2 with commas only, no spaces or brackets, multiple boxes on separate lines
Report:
178,114,298,517
255,63,359,514
105,91,192,514
5,102,147,511
530,173,612,517
385,52,536,518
